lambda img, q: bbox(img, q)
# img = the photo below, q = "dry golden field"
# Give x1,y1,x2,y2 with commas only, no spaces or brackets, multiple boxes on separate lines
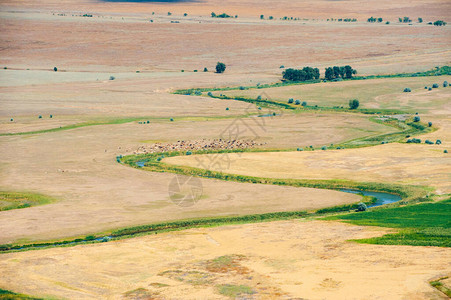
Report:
0,220,450,299
0,0,450,299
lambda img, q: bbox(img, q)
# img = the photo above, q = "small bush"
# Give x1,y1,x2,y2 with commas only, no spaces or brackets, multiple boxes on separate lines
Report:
193,70,198,72
203,67,208,72
207,92,213,97
194,90,202,96
425,86,428,89
216,62,226,73
10,118,13,122
444,150,448,153
288,98,294,104
256,95,262,100
301,101,307,106
321,146,327,150
170,118,174,122
38,115,42,119
295,100,301,105
109,76,115,80
349,99,359,109
413,116,421,122
297,148,303,151
226,107,229,111
436,139,442,144
425,140,434,144
181,70,184,72
428,121,432,127
432,83,439,88
53,67,58,72
186,151,192,155
428,87,432,91
357,203,368,212
443,81,448,87
403,88,411,92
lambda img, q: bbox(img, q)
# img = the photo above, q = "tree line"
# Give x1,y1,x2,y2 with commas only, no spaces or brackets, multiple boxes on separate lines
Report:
282,65,356,82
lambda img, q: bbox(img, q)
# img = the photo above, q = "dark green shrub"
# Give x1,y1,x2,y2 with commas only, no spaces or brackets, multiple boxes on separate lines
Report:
193,70,198,72
301,101,307,106
297,148,303,151
403,88,411,92
385,21,390,24
194,90,202,96
357,203,368,211
184,13,188,16
413,116,420,122
207,92,213,97
170,118,174,122
181,70,184,72
280,65,285,68
216,62,226,73
146,120,150,124
432,83,439,88
428,87,432,91
109,75,115,80
256,95,262,100
38,115,42,119
167,12,172,16
321,146,327,150
260,15,264,19
295,100,301,105
425,86,428,89
428,122,432,127
10,118,13,122
186,151,192,155
85,235,96,241
288,98,294,104
203,67,208,72
425,140,434,144
445,150,448,153
436,139,442,144
53,67,58,72
239,86,245,90
443,81,448,87
226,107,229,111
349,99,359,109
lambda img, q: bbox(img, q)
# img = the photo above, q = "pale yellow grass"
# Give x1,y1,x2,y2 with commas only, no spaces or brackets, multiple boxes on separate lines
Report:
165,142,451,193
0,113,387,243
0,220,449,299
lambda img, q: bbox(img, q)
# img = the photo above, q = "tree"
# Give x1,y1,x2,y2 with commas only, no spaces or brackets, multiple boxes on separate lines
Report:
260,15,264,20
325,67,334,80
216,62,226,73
333,66,341,78
418,17,423,23
349,99,359,109
203,67,208,72
377,18,383,23
344,65,354,79
211,12,216,18
184,13,188,17
53,67,58,72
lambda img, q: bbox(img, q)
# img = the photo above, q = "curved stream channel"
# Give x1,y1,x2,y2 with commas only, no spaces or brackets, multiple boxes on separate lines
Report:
341,189,402,207
8,189,401,251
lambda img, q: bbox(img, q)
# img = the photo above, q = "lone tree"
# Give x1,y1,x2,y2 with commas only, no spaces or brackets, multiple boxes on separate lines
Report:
53,67,58,72
216,62,226,73
349,99,359,109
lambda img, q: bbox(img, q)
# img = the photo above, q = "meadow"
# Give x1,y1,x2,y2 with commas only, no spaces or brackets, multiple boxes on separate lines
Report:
0,0,450,298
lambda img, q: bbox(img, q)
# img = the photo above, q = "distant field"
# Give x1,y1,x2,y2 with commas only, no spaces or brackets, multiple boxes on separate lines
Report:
215,76,451,112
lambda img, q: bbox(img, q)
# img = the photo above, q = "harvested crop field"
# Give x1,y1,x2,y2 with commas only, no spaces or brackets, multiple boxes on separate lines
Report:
0,220,450,299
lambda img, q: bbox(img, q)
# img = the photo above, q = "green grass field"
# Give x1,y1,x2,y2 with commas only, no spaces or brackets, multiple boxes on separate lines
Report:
0,191,55,211
327,198,451,247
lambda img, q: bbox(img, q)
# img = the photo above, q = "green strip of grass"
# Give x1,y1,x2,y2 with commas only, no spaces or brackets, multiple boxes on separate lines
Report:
174,66,450,94
325,198,451,247
0,191,55,211
0,288,43,300
430,277,451,298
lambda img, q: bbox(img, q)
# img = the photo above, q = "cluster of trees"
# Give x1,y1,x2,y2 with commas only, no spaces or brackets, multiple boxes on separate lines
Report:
399,17,412,23
433,20,447,26
324,65,356,80
367,17,383,23
282,67,320,81
211,12,236,18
